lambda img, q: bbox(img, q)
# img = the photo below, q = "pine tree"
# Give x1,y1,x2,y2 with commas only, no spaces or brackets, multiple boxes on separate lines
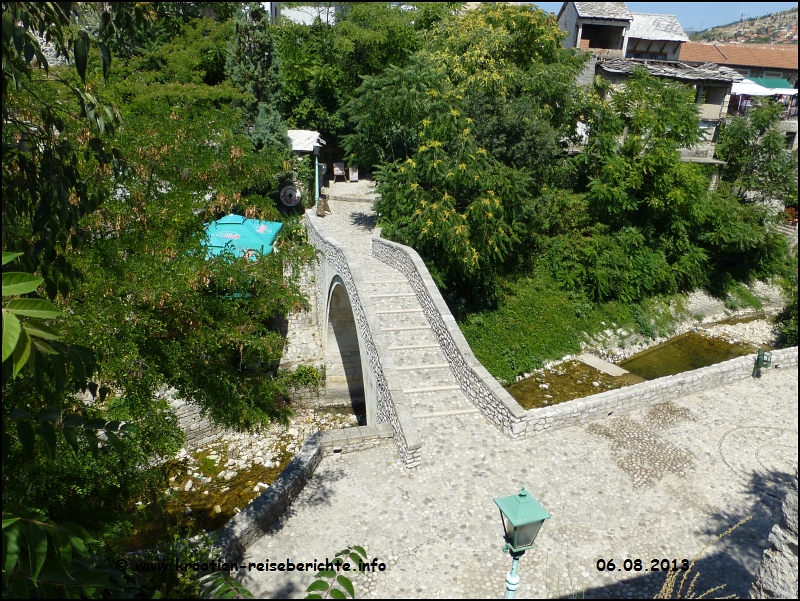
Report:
226,3,288,151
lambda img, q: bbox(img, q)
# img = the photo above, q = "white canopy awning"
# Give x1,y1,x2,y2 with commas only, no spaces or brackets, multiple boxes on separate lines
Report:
286,129,325,152
731,79,798,96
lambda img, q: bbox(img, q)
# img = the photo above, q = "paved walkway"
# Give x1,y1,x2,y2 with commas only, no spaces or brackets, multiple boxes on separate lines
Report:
239,201,798,599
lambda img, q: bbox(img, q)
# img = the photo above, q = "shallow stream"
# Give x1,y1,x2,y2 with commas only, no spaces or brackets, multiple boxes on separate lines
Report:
619,332,755,380
506,331,758,410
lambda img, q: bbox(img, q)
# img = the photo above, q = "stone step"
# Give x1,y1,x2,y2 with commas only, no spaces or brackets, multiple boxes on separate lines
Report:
403,388,472,414
370,293,417,298
395,363,450,371
391,348,449,367
381,325,433,332
389,343,440,350
412,408,479,418
363,279,408,284
375,308,424,315
403,384,460,394
370,297,422,312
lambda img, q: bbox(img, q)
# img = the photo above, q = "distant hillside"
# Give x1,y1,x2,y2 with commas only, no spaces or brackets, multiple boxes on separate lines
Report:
690,7,797,44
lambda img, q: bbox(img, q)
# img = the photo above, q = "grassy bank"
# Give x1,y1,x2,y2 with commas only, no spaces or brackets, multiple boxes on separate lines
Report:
458,268,683,382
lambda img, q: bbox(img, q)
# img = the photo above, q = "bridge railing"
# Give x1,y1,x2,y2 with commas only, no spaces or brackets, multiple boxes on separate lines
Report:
305,212,422,468
372,230,530,437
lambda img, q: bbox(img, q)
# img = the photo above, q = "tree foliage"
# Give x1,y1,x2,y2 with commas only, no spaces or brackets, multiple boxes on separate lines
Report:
226,3,288,151
274,2,456,137
2,4,313,590
715,100,798,207
566,68,787,301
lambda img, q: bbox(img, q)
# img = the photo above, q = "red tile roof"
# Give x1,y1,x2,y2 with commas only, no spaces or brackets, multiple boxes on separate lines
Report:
680,43,798,70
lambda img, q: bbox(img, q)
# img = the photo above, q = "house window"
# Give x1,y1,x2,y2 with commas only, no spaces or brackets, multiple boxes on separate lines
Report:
734,69,750,78
763,71,783,79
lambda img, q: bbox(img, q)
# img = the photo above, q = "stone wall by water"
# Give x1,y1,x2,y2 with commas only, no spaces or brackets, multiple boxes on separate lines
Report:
750,469,799,599
371,230,800,438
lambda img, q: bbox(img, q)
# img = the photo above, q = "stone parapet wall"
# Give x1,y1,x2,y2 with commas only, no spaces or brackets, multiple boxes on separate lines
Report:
524,348,798,434
215,431,323,560
372,231,799,437
319,423,394,455
215,425,395,560
305,213,422,468
371,233,528,436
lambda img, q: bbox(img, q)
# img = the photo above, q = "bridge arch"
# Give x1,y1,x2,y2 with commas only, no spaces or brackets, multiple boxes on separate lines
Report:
323,276,373,424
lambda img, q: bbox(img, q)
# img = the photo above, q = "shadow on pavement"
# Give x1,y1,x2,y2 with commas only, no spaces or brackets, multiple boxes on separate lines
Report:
567,468,791,599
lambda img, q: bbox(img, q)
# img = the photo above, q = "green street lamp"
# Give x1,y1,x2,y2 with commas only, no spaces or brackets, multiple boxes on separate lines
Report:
494,487,550,599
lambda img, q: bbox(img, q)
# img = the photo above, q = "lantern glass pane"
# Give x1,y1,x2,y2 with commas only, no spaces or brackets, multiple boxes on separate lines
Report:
515,520,544,549
502,513,514,544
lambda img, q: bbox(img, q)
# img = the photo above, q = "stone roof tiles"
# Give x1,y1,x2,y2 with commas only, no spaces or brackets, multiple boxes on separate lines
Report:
628,13,688,42
598,58,744,83
573,2,632,21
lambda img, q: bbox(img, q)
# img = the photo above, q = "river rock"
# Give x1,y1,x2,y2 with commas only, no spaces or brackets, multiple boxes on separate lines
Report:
214,505,222,514
184,480,193,492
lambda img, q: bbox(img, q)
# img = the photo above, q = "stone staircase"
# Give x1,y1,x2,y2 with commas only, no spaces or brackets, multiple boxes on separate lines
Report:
319,200,475,440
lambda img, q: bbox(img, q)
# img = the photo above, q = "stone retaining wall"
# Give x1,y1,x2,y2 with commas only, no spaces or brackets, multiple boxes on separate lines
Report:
372,231,800,437
168,395,224,450
306,213,422,468
215,425,394,560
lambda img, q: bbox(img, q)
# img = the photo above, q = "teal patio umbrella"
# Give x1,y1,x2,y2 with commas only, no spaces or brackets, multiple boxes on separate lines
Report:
202,214,283,261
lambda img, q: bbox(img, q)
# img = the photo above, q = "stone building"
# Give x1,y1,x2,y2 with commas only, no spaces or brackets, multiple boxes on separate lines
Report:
556,3,744,161
557,2,689,85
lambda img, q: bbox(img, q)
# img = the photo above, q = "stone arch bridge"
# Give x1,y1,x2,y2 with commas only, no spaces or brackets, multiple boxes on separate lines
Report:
306,204,534,469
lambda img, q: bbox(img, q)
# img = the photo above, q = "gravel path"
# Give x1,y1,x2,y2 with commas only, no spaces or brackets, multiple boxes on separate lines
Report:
237,200,799,599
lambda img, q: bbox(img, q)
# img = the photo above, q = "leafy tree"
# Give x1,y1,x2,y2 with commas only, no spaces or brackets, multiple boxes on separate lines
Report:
715,100,798,206
343,55,456,168
568,68,787,302
2,4,313,578
2,2,141,300
344,3,585,183
374,89,531,308
226,3,288,151
275,2,456,138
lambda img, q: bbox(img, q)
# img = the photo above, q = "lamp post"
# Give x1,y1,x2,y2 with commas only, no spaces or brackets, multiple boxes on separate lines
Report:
494,487,550,599
313,142,322,217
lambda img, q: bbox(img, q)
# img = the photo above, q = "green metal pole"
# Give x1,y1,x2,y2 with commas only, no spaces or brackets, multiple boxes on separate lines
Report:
504,551,524,599
314,152,320,216
753,348,763,378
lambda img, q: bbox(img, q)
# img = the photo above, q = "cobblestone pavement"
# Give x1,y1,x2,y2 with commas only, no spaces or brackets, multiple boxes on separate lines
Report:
240,368,797,599
237,200,799,599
